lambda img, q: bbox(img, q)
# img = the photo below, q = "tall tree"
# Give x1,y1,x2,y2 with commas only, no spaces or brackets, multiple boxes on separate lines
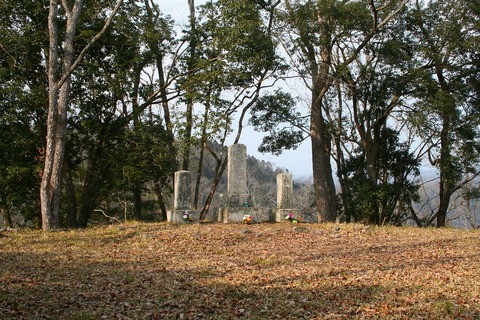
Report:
142,0,180,220
41,0,123,230
332,10,423,224
65,1,179,227
180,0,198,171
339,128,420,225
0,0,48,228
185,0,283,219
280,0,409,222
409,0,480,227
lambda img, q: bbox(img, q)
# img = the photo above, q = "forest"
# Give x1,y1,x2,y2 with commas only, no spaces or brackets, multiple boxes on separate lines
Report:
0,0,479,230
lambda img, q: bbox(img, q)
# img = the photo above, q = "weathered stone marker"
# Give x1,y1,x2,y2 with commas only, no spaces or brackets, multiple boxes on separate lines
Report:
219,144,270,223
168,170,197,224
275,172,301,222
227,143,248,207
275,173,318,223
277,173,293,209
174,170,191,210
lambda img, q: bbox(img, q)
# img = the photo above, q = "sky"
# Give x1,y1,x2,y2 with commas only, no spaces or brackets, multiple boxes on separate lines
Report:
156,0,313,178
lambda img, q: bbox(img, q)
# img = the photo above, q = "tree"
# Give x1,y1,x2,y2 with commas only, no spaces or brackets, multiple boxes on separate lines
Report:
408,0,480,227
0,0,48,227
179,0,198,171
279,0,409,222
249,89,309,155
339,128,420,225
63,0,179,227
183,0,284,219
329,9,425,225
41,0,124,230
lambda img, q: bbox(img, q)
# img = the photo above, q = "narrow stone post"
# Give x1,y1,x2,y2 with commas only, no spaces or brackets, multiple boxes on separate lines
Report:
276,172,300,222
168,170,197,223
174,171,192,211
218,144,270,223
227,143,247,205
277,173,293,210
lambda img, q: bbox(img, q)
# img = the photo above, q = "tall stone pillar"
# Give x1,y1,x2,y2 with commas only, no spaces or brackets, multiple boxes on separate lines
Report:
226,144,248,207
218,144,270,223
168,171,197,224
277,173,293,210
174,171,191,210
275,172,300,222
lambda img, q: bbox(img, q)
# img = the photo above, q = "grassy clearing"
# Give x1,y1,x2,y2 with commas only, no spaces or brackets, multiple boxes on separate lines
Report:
1,222,479,319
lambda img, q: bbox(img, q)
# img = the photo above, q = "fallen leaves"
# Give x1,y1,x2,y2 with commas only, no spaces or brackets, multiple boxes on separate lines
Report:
0,222,479,319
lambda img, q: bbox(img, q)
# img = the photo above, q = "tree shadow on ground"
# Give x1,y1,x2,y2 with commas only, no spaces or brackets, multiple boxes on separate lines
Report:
2,249,475,320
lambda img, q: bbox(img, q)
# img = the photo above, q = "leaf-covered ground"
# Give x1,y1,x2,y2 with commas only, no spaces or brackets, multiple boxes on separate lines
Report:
1,222,479,319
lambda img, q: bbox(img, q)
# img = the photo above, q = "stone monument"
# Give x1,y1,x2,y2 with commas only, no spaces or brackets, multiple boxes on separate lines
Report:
218,144,270,223
227,143,248,207
275,173,301,222
168,170,197,224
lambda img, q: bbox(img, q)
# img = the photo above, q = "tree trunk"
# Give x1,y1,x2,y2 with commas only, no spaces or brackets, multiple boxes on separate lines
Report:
194,96,211,209
41,0,83,231
436,112,453,227
63,158,78,228
154,182,168,221
199,151,228,221
77,144,103,228
1,208,13,229
180,0,197,171
310,106,338,222
133,188,142,220
437,183,452,227
41,0,123,231
194,141,206,210
310,75,338,222
144,0,178,175
331,79,352,222
365,139,381,225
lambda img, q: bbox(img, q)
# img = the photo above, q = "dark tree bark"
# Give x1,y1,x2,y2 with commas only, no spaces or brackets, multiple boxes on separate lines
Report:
41,0,123,230
1,208,13,229
310,85,338,222
133,189,143,220
63,158,78,228
181,0,197,171
77,138,105,228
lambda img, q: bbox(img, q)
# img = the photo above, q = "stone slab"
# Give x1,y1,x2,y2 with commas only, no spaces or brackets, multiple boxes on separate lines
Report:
227,144,247,195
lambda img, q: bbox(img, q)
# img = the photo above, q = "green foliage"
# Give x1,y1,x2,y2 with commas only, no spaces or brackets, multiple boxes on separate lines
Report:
339,128,420,225
52,1,179,225
249,90,308,155
0,0,47,224
0,122,41,222
190,0,280,93
407,0,480,215
281,0,372,72
122,119,174,192
205,0,276,85
2,0,479,229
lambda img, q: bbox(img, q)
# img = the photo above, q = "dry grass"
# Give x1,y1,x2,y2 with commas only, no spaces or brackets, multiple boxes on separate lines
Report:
1,222,479,319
